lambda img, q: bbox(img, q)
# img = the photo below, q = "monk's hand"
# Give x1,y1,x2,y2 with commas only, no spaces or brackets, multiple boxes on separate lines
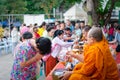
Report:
59,71,72,80
117,64,120,70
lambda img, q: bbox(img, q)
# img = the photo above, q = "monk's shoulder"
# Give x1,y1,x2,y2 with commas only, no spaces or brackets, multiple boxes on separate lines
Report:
89,45,99,51
85,44,99,56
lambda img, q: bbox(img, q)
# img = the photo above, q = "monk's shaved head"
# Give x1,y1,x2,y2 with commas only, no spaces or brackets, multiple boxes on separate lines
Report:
88,27,103,42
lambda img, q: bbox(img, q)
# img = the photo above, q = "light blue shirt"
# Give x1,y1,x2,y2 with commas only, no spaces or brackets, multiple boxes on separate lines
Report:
75,29,82,37
115,32,120,44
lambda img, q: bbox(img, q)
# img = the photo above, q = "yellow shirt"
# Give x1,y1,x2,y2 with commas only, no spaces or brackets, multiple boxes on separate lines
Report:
0,27,4,38
37,27,45,36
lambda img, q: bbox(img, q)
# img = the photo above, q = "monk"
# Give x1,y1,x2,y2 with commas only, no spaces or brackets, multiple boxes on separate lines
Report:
61,27,119,80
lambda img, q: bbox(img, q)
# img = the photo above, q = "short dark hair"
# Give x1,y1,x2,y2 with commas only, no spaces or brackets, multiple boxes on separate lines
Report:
83,25,91,32
23,23,26,26
36,37,51,55
47,26,54,32
116,25,120,30
41,22,46,26
34,23,38,26
40,22,46,28
56,30,64,36
22,32,33,39
65,27,71,31
33,27,37,30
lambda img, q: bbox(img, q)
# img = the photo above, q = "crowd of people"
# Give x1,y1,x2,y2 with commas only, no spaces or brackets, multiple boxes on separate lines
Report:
0,19,119,80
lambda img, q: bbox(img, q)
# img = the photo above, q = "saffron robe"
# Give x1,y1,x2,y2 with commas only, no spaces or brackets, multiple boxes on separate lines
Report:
69,39,119,80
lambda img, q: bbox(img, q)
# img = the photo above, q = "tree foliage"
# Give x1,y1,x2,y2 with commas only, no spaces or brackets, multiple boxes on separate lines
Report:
69,0,120,26
25,0,44,14
0,0,82,14
96,0,120,25
0,0,27,14
0,0,119,25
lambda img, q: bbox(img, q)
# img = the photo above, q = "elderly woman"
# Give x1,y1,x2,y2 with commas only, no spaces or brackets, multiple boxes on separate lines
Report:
61,27,119,80
10,32,51,80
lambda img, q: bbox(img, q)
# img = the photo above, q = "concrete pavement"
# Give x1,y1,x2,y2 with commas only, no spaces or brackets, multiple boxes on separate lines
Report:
0,53,45,80
0,54,13,80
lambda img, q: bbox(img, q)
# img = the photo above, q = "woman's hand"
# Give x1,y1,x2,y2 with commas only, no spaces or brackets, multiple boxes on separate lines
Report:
66,51,78,59
66,51,74,56
20,53,43,67
66,51,84,62
20,62,26,67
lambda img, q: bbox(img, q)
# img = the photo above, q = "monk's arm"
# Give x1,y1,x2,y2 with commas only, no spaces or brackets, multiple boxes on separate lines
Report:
73,48,97,76
74,54,84,62
67,51,84,62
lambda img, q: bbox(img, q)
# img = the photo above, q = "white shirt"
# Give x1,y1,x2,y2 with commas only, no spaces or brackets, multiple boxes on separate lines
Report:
51,37,73,58
11,29,18,42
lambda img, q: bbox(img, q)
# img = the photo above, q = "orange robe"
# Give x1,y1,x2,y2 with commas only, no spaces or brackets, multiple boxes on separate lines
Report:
69,39,119,80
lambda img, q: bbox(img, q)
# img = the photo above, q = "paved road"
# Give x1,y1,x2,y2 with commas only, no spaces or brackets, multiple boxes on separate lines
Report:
0,53,13,80
0,47,69,80
0,53,45,80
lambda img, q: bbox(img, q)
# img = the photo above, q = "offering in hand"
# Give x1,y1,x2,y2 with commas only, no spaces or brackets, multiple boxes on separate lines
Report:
72,44,82,54
52,69,67,80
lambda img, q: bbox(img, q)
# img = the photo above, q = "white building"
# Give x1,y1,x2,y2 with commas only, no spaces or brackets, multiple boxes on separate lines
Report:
111,7,120,20
63,3,88,24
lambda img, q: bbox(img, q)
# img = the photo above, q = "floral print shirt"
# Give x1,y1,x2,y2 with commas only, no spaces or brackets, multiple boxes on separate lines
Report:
11,40,37,80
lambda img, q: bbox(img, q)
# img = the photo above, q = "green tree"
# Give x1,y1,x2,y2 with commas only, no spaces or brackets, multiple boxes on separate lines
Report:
96,0,120,26
0,0,119,25
25,0,44,14
58,0,80,12
6,0,27,14
0,0,7,14
68,0,120,26
39,0,60,18
0,0,27,14
85,0,120,26
39,0,81,18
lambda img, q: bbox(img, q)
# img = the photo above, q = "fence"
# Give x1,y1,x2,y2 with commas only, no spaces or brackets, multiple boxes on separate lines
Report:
0,13,64,27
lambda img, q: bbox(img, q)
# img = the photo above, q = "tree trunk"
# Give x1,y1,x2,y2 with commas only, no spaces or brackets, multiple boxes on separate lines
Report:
104,0,116,26
86,0,99,26
92,0,99,25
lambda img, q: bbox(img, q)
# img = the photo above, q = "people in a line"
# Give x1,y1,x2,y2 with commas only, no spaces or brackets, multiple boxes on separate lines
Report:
60,22,65,30
81,25,91,41
33,27,40,39
11,27,19,54
42,26,55,41
37,22,46,37
66,20,74,32
64,27,74,42
108,24,115,41
80,21,85,30
20,23,29,36
109,25,120,53
74,22,82,38
61,27,119,80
